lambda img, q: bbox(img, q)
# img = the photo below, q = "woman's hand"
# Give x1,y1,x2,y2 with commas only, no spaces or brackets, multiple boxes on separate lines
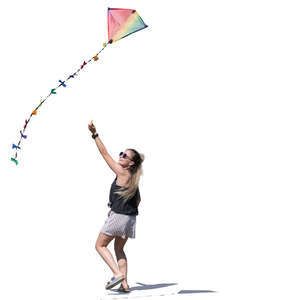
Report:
88,121,97,134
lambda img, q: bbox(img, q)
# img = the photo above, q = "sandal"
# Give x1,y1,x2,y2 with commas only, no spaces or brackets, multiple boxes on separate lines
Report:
118,285,130,293
105,276,125,290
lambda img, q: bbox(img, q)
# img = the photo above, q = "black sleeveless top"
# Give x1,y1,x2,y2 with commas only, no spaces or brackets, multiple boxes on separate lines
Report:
107,177,140,216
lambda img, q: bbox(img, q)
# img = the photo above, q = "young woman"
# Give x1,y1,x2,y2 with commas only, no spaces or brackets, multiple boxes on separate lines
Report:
88,121,144,293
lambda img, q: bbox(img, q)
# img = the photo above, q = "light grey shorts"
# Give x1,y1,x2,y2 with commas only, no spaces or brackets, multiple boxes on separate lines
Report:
100,210,136,239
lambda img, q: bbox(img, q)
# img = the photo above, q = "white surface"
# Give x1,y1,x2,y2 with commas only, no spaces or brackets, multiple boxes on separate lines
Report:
102,280,182,299
1,0,300,300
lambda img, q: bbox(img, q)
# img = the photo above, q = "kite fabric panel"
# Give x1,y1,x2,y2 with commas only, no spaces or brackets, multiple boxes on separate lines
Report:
108,8,148,43
11,7,148,165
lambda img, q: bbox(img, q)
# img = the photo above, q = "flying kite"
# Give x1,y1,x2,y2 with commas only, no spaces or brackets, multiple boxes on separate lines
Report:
10,8,148,165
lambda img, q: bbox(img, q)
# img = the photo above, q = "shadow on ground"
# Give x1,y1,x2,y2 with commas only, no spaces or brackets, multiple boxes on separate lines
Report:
111,282,216,294
178,289,216,294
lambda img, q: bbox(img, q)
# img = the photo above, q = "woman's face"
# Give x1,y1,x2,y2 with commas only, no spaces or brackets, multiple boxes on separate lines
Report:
118,149,134,168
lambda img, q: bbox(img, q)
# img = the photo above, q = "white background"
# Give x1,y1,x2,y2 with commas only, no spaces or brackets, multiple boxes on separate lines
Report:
1,0,300,299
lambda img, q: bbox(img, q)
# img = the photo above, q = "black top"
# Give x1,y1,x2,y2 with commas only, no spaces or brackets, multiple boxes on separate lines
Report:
107,177,140,216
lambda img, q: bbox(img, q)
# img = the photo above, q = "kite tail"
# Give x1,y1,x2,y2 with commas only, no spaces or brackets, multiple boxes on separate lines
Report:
10,41,112,166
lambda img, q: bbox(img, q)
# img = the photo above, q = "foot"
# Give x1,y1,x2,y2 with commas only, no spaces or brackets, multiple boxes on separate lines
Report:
105,276,125,290
119,283,130,292
122,280,130,287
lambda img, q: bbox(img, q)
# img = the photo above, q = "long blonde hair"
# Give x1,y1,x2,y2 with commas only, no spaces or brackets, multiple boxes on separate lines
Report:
115,149,144,203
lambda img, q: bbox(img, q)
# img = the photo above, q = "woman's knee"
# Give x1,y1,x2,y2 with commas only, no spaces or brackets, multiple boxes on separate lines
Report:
115,249,126,261
95,240,105,251
95,243,103,250
96,232,114,249
114,236,128,253
114,245,125,254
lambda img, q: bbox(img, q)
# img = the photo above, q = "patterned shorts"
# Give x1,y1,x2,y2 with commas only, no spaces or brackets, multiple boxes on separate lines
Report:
100,210,136,239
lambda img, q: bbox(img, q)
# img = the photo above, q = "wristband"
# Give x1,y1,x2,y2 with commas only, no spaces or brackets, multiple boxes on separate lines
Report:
92,133,99,139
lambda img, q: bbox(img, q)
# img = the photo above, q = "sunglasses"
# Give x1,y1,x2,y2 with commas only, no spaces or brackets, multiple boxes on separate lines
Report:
119,152,133,161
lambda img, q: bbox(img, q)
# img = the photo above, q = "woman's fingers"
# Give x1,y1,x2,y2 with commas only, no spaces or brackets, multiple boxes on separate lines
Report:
88,122,96,132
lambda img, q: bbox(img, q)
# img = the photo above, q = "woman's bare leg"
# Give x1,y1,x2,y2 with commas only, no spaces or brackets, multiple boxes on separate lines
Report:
114,236,129,288
95,232,123,278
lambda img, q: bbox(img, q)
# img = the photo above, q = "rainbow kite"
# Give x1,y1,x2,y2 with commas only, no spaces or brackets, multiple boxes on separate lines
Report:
11,8,148,165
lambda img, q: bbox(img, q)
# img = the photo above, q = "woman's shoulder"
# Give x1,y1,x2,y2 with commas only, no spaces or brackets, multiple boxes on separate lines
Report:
116,173,131,187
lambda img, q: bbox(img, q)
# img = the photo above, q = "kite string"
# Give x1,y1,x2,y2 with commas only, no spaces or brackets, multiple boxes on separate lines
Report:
11,42,110,165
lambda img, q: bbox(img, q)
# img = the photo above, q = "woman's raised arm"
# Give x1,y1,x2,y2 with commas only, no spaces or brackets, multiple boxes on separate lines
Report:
88,122,125,176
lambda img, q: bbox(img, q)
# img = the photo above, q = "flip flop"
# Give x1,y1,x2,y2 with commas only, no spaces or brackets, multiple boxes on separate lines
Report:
118,285,130,293
105,276,125,290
